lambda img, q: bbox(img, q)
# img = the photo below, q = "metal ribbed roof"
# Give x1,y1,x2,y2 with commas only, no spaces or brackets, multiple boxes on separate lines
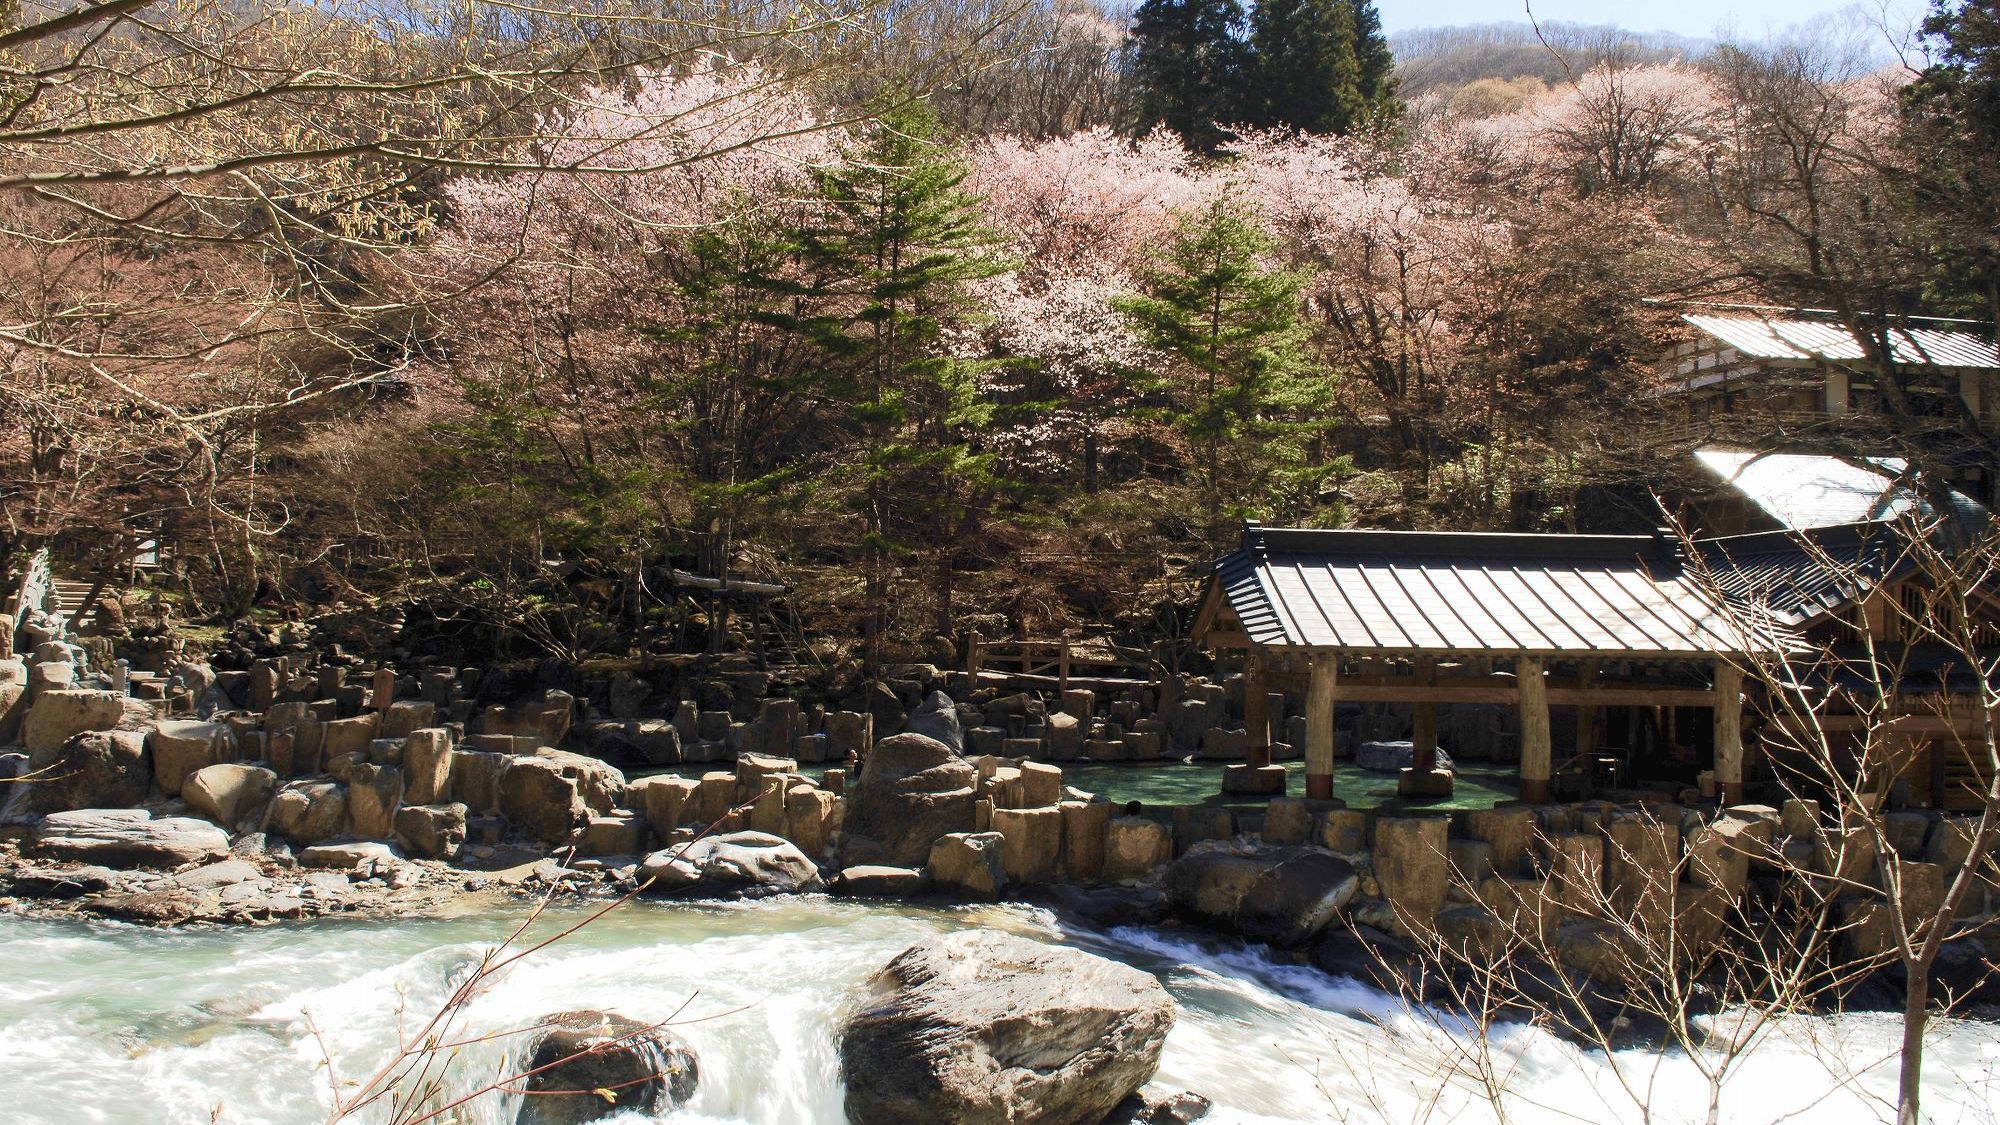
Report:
1683,313,2000,370
1209,526,1759,656
1693,525,1892,625
1695,448,1992,533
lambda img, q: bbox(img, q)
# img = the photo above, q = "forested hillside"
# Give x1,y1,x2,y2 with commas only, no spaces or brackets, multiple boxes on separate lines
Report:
3,0,1996,678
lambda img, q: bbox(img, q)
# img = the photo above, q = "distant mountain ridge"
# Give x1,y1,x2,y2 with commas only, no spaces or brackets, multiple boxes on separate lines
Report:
1391,21,1711,97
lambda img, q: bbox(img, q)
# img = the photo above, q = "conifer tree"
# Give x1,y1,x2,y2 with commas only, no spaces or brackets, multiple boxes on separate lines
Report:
1116,198,1339,532
1245,0,1397,134
1128,0,1249,153
787,101,1009,672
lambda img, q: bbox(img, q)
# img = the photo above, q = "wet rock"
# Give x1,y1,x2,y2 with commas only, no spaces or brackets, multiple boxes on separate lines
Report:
1354,740,1454,774
25,730,149,813
515,1010,698,1125
5,864,124,898
840,733,977,868
30,808,230,868
1105,1090,1213,1124
840,930,1173,1125
835,865,928,898
182,763,278,830
1232,849,1359,947
637,830,823,898
1035,883,1170,928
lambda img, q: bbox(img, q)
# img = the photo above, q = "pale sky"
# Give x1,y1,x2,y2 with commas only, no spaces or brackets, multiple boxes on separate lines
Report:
1380,0,1933,46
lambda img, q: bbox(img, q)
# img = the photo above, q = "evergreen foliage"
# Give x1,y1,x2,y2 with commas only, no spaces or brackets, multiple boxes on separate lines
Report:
1128,0,1249,152
1116,197,1340,533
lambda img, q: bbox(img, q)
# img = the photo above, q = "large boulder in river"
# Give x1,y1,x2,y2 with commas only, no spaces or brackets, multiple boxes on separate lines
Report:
904,690,964,753
515,1010,698,1125
30,808,230,868
840,733,977,867
1165,844,1358,948
840,930,1174,1125
638,830,824,898
25,730,149,813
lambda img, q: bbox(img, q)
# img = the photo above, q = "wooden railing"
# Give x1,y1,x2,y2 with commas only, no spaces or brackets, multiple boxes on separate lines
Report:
965,635,1151,690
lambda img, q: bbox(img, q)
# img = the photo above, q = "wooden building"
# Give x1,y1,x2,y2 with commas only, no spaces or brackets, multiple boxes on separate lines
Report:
1191,519,1999,810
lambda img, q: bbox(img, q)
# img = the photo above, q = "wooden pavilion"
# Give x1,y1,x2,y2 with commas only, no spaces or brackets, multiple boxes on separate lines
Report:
1190,523,1771,804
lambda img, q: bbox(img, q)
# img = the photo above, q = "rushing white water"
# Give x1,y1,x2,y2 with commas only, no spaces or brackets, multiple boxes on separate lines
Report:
0,898,1993,1125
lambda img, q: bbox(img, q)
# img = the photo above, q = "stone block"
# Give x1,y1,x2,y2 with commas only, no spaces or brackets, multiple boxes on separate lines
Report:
629,775,699,838
449,750,506,814
785,784,839,858
1042,712,1081,760
23,689,124,756
1464,805,1537,879
395,802,468,860
320,713,381,763
1200,726,1248,760
403,728,454,805
346,763,403,841
1318,808,1368,854
183,763,277,830
1780,799,1821,838
1105,817,1173,881
696,771,737,826
579,813,647,857
497,758,583,845
991,806,1063,884
1172,806,1234,855
382,699,437,738
1222,763,1286,795
147,719,232,796
1374,817,1450,930
1262,798,1312,846
1020,761,1063,807
1059,800,1110,882
926,831,1006,899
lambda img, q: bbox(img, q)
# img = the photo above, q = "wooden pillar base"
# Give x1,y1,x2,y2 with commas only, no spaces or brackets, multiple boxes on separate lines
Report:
1305,772,1333,800
1719,781,1744,806
1520,778,1552,804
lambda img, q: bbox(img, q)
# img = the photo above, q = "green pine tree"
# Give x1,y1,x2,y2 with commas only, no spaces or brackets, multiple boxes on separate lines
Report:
788,100,1010,672
1246,0,1397,134
1129,0,1249,153
1116,198,1341,533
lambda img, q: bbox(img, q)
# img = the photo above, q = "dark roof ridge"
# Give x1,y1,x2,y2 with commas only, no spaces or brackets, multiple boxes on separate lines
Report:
1243,523,1667,563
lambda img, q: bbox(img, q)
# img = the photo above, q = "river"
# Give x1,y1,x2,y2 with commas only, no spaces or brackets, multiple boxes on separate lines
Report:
0,899,1993,1124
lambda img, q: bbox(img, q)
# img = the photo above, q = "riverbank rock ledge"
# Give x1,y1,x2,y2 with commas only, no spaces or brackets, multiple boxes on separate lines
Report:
515,1010,698,1125
638,830,824,898
29,809,231,868
839,930,1174,1125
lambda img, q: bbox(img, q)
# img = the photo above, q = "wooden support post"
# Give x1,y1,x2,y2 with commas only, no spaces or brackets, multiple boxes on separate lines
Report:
1058,640,1071,693
1244,650,1271,769
1575,659,1599,761
372,667,396,713
1714,661,1744,805
1411,657,1437,774
1306,653,1338,800
967,632,983,680
1519,656,1551,804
